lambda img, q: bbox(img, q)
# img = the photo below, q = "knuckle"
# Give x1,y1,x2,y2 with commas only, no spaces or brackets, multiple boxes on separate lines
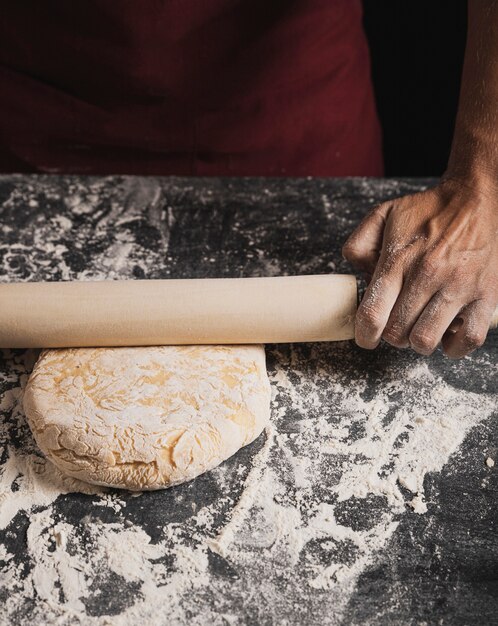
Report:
436,290,457,307
384,334,409,349
373,201,389,216
463,328,487,350
342,240,361,261
383,244,412,273
409,331,437,355
383,323,409,348
358,303,384,332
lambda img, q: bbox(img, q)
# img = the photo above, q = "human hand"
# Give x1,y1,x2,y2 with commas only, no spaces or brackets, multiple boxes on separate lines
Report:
342,178,498,358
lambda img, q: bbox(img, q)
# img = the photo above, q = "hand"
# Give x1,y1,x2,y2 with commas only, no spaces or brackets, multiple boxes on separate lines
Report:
342,178,498,358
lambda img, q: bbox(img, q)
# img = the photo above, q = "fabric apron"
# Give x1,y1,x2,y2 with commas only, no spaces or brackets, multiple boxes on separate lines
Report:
0,0,383,176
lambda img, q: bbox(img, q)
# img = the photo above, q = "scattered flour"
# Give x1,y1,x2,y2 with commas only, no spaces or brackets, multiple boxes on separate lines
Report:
0,344,496,624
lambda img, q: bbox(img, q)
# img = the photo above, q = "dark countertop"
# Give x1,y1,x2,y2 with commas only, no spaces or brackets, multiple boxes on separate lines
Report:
0,175,497,626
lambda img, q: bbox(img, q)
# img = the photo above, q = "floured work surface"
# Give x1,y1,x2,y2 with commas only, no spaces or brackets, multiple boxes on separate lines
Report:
1,175,498,625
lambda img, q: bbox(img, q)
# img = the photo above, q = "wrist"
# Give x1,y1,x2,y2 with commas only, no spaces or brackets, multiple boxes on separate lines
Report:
444,127,498,199
438,175,498,215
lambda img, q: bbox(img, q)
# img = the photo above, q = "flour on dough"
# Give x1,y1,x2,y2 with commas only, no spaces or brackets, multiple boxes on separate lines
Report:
23,345,271,490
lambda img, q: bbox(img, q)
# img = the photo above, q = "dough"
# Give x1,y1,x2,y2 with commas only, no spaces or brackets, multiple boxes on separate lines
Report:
23,345,271,490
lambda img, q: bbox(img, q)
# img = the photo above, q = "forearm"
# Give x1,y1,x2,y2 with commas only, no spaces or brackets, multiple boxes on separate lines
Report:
446,0,498,191
344,0,498,359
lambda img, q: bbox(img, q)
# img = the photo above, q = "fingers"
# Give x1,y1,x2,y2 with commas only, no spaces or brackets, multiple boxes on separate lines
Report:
382,262,440,349
342,203,391,275
382,250,465,350
355,249,404,349
344,181,498,358
344,202,401,349
408,291,465,356
441,299,494,358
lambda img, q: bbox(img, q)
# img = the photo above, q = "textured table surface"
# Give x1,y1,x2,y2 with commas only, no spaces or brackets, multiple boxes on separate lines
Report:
0,175,497,625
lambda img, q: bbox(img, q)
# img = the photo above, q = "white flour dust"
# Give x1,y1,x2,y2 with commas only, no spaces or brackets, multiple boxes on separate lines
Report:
0,344,496,624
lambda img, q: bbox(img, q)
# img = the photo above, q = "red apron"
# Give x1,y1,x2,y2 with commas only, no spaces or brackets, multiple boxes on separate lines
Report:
0,1,383,176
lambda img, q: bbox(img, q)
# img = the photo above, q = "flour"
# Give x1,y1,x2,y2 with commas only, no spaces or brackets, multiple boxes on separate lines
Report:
208,425,274,558
1,340,497,624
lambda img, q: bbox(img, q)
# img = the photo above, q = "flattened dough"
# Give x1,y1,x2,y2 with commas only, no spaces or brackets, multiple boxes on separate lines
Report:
23,345,271,490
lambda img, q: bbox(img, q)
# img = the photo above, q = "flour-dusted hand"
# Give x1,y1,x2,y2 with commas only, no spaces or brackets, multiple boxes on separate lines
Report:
344,0,498,358
343,178,498,358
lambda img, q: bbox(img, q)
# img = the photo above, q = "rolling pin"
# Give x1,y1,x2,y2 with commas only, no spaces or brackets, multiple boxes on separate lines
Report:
0,276,496,349
0,275,357,348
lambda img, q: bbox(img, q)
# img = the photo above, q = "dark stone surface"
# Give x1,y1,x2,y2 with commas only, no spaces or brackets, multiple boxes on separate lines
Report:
0,175,496,625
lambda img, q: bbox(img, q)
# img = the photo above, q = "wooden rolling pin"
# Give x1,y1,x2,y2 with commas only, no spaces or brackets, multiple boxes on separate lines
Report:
1,276,496,349
0,275,358,348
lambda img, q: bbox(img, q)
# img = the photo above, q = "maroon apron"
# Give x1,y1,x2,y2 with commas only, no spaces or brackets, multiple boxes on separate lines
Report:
0,1,383,176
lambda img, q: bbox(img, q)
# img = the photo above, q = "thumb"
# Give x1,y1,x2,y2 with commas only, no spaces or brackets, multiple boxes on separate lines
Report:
342,202,391,275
